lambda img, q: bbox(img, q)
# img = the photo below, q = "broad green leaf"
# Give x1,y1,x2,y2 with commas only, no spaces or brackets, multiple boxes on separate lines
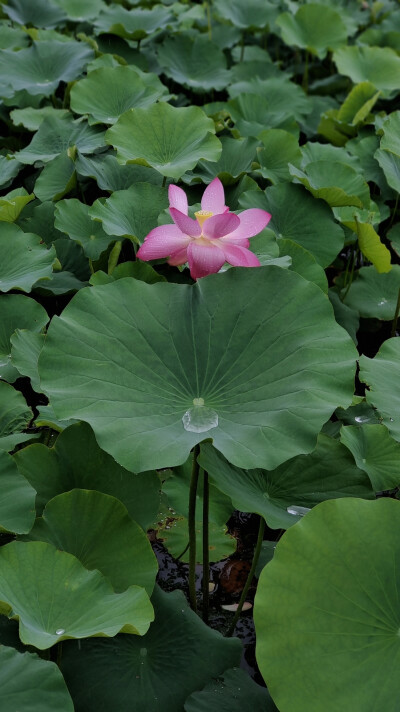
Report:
70,65,168,125
228,78,310,125
254,498,400,712
0,541,153,649
199,437,373,530
0,40,93,96
289,161,370,208
276,4,348,58
89,183,169,244
0,223,56,293
32,271,87,296
93,5,173,41
75,152,162,192
157,35,230,92
25,490,157,595
34,152,76,202
347,135,388,194
2,0,66,28
240,183,344,267
0,294,48,383
343,265,400,319
0,646,74,712
334,45,400,92
0,156,22,189
0,21,29,50
105,103,222,180
213,0,277,29
228,93,299,138
190,136,258,186
53,0,106,22
278,239,328,292
340,424,400,491
257,129,301,183
375,148,400,193
10,106,70,131
60,586,242,712
0,382,33,452
337,82,380,124
38,268,357,472
10,331,44,393
159,516,235,564
0,450,35,533
54,199,116,259
356,221,391,273
328,289,359,344
90,261,166,286
359,338,400,442
0,188,34,222
16,115,105,164
13,422,160,530
379,111,400,155
17,201,61,246
184,667,277,712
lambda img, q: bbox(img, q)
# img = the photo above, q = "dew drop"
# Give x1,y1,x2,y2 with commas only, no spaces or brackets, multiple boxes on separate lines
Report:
390,418,394,422
378,298,388,306
287,505,311,517
182,401,218,433
354,415,370,423
55,628,65,635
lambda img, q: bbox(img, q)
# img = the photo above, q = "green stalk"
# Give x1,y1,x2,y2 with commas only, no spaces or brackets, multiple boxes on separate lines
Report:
226,516,265,637
188,444,200,612
202,469,209,623
107,241,122,275
391,287,400,337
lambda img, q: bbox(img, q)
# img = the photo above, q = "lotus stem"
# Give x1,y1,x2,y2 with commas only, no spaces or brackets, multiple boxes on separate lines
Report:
226,515,265,637
202,469,210,623
188,444,200,611
107,241,122,275
391,287,400,337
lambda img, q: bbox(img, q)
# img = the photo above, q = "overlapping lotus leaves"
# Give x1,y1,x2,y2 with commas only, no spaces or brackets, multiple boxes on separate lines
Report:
90,261,166,286
2,0,67,28
328,290,359,344
276,4,349,59
0,450,35,533
0,189,34,222
10,106,70,131
70,65,168,124
15,115,105,164
228,93,299,137
340,424,400,491
0,156,22,189
10,330,44,393
93,4,173,41
199,436,373,530
0,540,154,649
0,40,93,97
257,129,302,183
54,199,116,259
89,183,169,244
228,77,310,124
105,103,222,179
60,586,242,712
334,45,400,92
24,489,158,594
254,498,400,712
0,21,29,50
0,294,48,382
278,239,328,293
0,646,74,712
75,152,163,192
289,160,370,208
213,0,276,29
192,136,258,185
240,183,344,267
38,268,357,472
54,0,106,22
0,223,56,292
13,422,160,530
184,667,277,712
0,382,33,452
157,35,230,92
34,152,76,203
159,516,235,564
343,265,400,319
359,337,400,442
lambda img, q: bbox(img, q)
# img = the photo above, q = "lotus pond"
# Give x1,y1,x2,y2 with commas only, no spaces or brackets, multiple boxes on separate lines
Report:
0,0,400,710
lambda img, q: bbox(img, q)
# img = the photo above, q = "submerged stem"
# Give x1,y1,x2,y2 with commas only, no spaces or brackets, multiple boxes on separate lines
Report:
202,469,209,623
226,516,265,637
188,444,200,612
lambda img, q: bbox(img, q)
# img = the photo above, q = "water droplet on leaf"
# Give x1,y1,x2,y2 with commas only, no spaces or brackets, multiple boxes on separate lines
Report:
287,505,311,517
182,404,218,433
55,629,65,635
354,415,370,423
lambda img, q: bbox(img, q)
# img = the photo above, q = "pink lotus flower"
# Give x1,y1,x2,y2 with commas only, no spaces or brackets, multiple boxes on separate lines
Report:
136,177,271,280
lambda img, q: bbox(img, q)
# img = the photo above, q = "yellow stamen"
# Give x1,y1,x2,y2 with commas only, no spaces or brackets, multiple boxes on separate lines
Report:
194,210,213,228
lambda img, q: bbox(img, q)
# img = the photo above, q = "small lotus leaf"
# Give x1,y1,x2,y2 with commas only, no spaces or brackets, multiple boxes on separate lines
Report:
157,35,230,92
276,4,349,58
0,381,33,452
359,337,400,442
343,265,400,319
16,115,105,164
0,294,48,382
334,45,400,92
184,667,277,712
0,223,56,293
340,424,400,491
0,450,36,533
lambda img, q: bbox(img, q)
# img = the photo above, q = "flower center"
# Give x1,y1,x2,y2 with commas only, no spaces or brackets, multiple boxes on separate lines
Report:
194,210,213,228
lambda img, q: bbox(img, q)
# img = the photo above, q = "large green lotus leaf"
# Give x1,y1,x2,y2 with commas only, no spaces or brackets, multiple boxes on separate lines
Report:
191,136,259,186
276,4,348,58
34,152,76,203
0,450,36,534
70,66,168,125
2,0,67,28
343,265,400,319
0,382,33,452
0,646,74,712
16,115,105,165
334,45,400,92
10,331,44,393
105,103,221,180
228,93,299,138
184,667,277,712
13,422,160,530
254,497,400,712
53,0,106,22
54,199,116,260
228,77,310,125
24,489,157,595
0,21,29,50
359,338,400,442
257,129,301,183
75,152,162,192
0,156,22,189
289,161,370,208
278,239,328,293
0,41,93,97
159,515,235,564
0,294,48,383
38,268,357,472
157,35,230,93
0,541,153,649
0,223,55,293
199,436,373,530
10,106,70,131
89,183,169,244
239,183,344,267
93,5,173,41
340,424,400,491
0,188,34,222
213,0,276,29
60,585,242,712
